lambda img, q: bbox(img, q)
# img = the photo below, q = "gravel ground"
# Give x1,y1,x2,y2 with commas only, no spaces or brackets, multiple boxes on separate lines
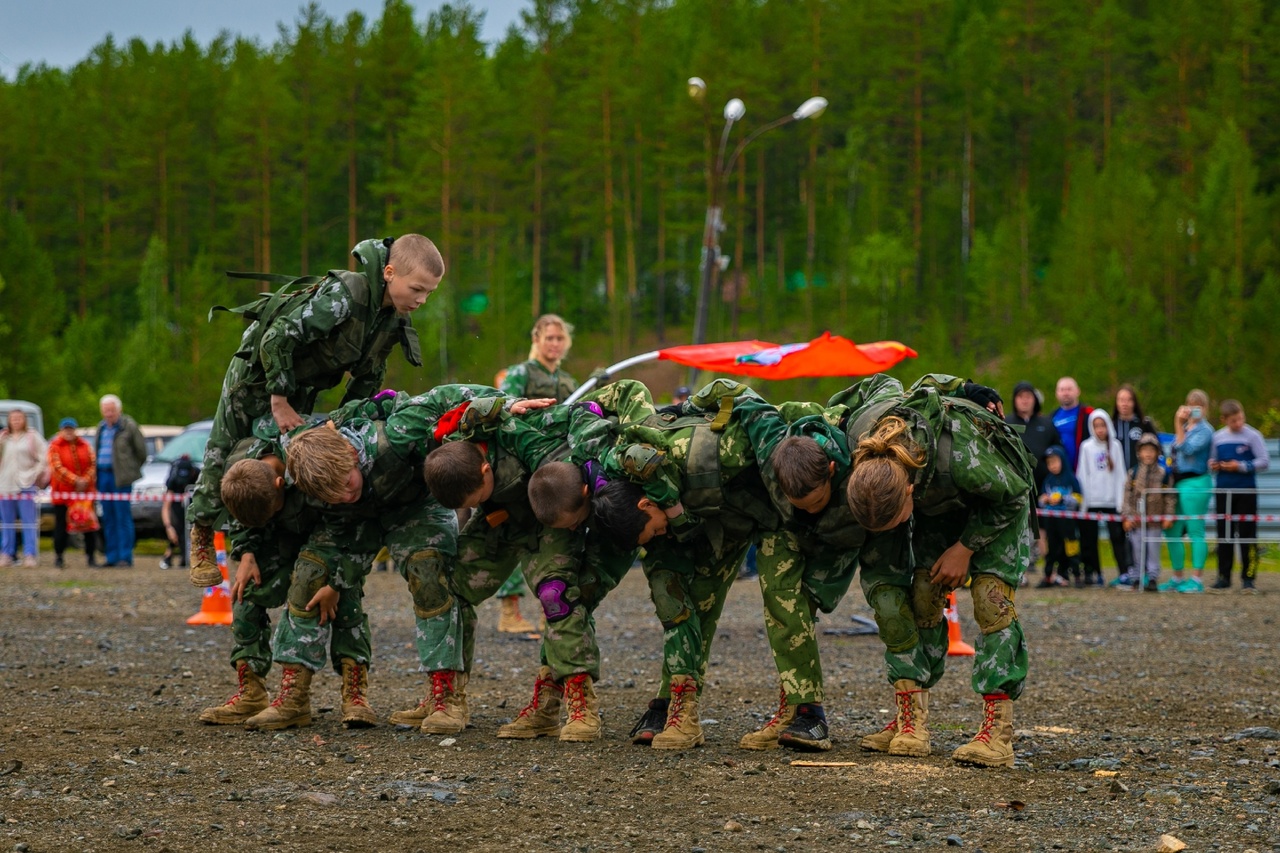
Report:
2,555,1278,852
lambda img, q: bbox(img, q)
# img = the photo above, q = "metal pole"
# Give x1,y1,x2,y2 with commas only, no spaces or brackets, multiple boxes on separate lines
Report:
688,203,720,387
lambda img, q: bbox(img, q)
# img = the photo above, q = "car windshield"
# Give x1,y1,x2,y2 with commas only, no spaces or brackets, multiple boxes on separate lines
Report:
154,427,211,464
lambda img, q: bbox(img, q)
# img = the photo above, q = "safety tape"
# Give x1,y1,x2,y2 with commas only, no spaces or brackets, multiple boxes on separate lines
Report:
0,492,184,502
1037,508,1280,523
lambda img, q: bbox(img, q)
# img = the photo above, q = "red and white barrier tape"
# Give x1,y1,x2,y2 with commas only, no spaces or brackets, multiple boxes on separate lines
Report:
1,491,184,502
1036,508,1280,523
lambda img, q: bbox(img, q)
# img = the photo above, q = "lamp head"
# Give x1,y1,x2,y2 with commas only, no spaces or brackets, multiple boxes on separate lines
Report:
724,98,746,122
793,96,828,120
687,77,706,101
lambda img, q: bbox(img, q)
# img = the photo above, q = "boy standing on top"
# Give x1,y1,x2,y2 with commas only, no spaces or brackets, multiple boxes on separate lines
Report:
186,235,443,588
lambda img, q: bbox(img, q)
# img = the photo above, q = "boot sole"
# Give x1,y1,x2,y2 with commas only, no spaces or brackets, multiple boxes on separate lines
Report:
888,743,932,757
421,722,468,734
630,732,658,745
559,730,602,743
738,739,781,750
651,736,705,750
779,736,833,752
343,717,379,729
952,752,1014,767
858,741,892,752
189,570,225,588
498,726,562,739
389,714,430,727
199,707,268,725
245,714,312,731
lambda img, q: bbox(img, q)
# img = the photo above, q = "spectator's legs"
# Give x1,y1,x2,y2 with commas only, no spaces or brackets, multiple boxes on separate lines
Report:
1214,491,1233,587
1078,517,1101,582
52,505,69,561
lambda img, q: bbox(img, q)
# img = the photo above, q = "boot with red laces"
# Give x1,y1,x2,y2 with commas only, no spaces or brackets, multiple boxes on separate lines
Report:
497,666,563,739
199,661,269,725
340,658,378,728
738,685,795,750
420,670,469,735
952,693,1015,767
188,523,222,588
887,678,931,757
651,675,704,750
244,665,313,731
558,673,602,742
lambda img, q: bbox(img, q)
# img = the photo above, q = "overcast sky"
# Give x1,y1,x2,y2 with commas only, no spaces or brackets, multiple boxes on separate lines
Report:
0,0,526,77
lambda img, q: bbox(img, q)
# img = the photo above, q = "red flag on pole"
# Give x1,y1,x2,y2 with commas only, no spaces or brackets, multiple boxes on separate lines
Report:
655,332,916,380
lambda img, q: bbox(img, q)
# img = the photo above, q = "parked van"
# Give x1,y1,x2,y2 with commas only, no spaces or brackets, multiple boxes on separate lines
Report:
0,400,44,437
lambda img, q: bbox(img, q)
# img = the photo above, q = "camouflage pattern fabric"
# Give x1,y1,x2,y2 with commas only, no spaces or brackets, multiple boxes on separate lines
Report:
500,359,578,403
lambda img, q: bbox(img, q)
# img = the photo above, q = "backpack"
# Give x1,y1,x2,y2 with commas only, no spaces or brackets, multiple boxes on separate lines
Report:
166,454,200,494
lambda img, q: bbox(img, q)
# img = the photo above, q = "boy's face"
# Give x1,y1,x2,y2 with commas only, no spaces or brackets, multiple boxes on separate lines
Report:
1225,412,1245,432
382,264,441,313
786,463,836,515
334,467,365,504
1046,455,1063,475
1138,445,1158,465
459,464,496,509
635,499,669,545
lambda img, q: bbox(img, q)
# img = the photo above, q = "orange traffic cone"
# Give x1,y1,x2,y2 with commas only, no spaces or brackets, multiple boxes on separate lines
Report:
187,531,232,626
945,590,975,656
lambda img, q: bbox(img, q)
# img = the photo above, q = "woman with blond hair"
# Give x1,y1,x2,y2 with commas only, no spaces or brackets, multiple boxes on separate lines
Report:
0,409,48,567
840,374,1035,769
493,314,579,633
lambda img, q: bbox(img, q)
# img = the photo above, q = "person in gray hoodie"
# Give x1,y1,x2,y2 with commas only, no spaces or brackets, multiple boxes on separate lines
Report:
1075,409,1131,586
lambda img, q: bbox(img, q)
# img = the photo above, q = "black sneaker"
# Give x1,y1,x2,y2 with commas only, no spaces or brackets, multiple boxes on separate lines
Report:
53,555,65,569
1210,578,1231,590
1241,581,1258,594
629,698,669,745
1144,580,1159,592
777,704,832,752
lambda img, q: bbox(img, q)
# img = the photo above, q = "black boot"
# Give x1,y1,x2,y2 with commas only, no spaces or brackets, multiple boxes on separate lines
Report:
629,697,669,745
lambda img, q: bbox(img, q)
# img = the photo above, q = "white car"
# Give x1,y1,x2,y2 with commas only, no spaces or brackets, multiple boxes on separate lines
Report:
130,420,212,538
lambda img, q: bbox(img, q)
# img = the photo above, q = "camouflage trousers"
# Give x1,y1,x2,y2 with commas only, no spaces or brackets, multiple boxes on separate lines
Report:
643,535,753,698
188,357,316,526
753,530,859,705
450,511,634,680
228,531,303,677
861,511,1031,699
274,499,460,673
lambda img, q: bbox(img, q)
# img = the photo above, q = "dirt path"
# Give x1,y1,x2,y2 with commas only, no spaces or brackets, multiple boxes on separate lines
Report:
2,557,1277,852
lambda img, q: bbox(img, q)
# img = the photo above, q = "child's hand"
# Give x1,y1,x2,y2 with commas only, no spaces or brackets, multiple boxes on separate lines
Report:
1161,519,1173,530
509,398,556,415
271,395,305,432
928,541,973,589
306,585,340,625
1122,519,1134,531
232,553,262,603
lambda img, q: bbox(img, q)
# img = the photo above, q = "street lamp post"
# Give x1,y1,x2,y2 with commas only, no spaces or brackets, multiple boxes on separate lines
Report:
686,82,827,386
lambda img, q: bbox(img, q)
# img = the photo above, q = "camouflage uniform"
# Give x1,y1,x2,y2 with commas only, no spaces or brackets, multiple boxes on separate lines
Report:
601,380,779,696
731,395,867,705
446,395,634,680
189,239,423,528
271,387,493,674
842,374,1033,700
222,438,325,677
494,359,579,599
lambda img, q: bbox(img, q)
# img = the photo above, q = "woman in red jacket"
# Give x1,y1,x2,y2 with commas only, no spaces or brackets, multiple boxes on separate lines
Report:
47,418,100,568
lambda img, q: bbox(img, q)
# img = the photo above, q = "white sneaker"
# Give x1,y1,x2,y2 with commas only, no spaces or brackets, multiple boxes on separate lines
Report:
20,555,38,568
0,554,13,567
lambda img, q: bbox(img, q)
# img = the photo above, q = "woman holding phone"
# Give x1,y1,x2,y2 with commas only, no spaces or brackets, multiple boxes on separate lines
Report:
1161,389,1214,593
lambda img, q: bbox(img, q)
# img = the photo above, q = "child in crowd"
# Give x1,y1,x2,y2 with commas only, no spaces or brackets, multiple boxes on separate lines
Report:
186,235,443,588
1038,446,1083,587
1075,410,1130,587
1209,400,1271,591
1121,433,1174,592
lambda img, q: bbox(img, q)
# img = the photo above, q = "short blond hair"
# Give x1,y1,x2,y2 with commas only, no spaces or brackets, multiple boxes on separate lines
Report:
390,234,445,279
846,416,926,530
221,459,280,528
286,427,356,503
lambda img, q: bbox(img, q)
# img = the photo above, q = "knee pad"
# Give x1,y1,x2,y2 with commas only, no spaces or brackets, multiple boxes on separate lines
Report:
971,574,1017,635
405,548,452,619
536,579,579,623
287,551,329,618
911,569,949,629
650,571,691,629
866,583,918,653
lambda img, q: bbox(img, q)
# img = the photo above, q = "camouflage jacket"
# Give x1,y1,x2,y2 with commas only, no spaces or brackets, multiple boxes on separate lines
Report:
501,359,578,403
834,373,1035,553
239,239,420,400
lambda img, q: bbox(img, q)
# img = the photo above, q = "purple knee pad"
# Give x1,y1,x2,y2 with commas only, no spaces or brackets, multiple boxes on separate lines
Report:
536,579,574,622
576,401,605,419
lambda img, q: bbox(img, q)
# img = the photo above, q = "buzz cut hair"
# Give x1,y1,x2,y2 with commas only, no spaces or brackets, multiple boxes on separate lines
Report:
423,441,487,509
528,462,589,526
286,427,357,504
390,234,445,279
1220,398,1243,418
221,458,279,528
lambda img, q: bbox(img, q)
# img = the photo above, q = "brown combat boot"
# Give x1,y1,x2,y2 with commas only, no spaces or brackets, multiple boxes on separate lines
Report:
497,596,539,635
497,666,563,739
339,658,378,729
859,717,898,752
188,523,222,588
420,670,469,734
887,679,931,757
739,685,795,750
559,673,602,742
952,693,1015,767
199,661,269,725
651,675,704,750
244,665,313,731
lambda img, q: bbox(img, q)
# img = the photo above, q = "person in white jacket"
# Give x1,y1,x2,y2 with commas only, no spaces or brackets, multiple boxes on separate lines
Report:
1075,409,1133,586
